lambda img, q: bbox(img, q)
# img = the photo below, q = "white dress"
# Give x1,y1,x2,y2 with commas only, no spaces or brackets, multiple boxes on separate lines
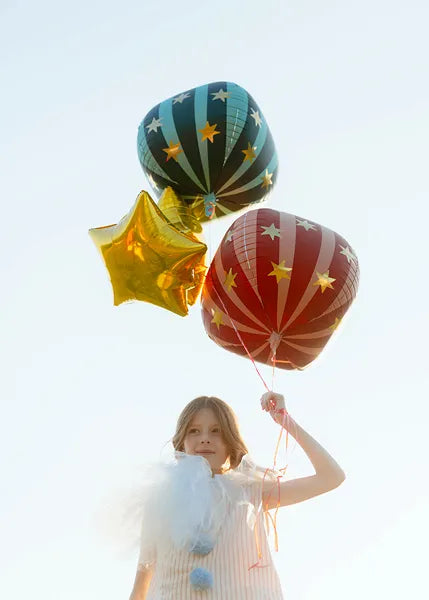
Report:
137,452,285,600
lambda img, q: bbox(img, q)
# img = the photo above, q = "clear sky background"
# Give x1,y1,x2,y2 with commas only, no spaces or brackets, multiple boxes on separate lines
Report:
1,1,428,598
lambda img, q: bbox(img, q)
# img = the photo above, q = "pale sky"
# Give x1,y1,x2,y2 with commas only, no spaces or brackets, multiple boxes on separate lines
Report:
1,1,428,599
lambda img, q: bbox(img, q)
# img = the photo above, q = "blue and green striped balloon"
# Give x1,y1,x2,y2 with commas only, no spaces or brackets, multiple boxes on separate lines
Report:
137,81,278,222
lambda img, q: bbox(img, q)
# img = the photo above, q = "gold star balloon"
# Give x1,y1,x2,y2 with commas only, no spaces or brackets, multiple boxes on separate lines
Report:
157,187,203,236
89,190,207,316
157,187,207,306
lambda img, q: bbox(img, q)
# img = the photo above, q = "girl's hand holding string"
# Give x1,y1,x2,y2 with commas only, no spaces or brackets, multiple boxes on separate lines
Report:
260,390,346,490
260,391,297,436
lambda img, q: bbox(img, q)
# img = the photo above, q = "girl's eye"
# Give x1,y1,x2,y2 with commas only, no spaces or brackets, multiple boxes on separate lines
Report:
187,428,221,434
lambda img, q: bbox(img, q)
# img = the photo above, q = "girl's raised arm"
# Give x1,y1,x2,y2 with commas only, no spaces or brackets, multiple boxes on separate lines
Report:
129,564,154,600
260,391,346,509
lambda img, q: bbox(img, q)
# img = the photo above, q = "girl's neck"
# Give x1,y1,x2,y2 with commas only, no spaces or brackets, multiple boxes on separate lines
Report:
211,466,231,477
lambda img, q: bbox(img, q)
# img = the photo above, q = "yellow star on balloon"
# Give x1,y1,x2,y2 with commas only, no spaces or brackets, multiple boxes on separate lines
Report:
242,142,257,162
329,317,342,331
163,140,183,162
260,169,273,189
224,268,238,292
211,308,224,329
268,260,292,283
313,271,336,293
89,191,207,316
199,121,220,143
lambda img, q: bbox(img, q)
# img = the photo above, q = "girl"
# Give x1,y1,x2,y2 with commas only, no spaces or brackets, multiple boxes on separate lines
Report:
129,391,345,600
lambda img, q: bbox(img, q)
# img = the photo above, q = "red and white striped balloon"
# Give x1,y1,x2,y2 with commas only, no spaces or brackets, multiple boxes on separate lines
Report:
201,208,359,370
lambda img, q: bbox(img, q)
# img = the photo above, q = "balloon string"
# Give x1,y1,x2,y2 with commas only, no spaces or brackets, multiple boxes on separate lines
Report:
249,470,284,571
271,364,274,391
208,279,293,566
268,352,288,471
210,281,271,392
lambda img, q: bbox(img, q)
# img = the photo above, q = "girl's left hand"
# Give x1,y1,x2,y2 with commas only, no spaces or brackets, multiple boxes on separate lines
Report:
260,391,296,432
260,391,286,418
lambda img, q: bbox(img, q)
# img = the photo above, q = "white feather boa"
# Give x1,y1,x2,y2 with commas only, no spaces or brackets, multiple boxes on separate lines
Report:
136,452,280,564
95,451,282,565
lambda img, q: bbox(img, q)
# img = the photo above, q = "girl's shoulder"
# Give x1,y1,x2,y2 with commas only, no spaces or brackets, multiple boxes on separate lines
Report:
227,454,282,487
223,454,283,508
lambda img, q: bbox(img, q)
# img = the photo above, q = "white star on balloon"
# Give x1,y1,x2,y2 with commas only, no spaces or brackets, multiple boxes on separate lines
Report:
146,117,163,133
250,108,262,127
261,223,281,240
339,245,357,264
173,92,191,104
211,88,230,102
296,219,317,232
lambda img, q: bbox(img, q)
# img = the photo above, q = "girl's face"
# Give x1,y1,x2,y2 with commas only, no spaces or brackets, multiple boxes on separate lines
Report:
183,408,230,473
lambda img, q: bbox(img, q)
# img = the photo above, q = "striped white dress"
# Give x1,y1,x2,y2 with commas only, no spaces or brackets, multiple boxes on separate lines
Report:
137,454,285,599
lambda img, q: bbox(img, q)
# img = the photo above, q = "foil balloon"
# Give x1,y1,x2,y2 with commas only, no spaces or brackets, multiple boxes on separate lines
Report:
157,186,203,236
137,81,278,222
89,190,207,316
157,187,207,306
201,208,359,369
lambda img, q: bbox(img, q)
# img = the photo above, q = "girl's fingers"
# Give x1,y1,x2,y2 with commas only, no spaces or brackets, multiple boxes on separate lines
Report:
269,397,277,410
261,391,286,413
261,391,278,411
261,395,271,411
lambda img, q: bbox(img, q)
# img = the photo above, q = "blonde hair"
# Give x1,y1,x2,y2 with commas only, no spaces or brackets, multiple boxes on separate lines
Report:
172,396,248,469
